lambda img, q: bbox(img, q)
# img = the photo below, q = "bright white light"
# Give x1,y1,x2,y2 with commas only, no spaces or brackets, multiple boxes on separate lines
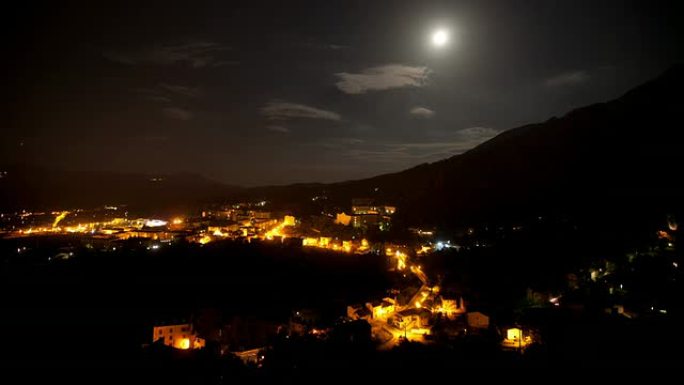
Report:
432,29,449,47
145,219,168,227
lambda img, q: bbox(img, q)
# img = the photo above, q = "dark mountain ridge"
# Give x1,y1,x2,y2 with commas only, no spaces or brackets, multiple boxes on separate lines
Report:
0,164,240,213
3,65,683,227
243,64,684,227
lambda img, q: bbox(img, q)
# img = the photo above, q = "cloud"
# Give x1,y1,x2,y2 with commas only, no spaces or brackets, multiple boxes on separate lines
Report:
140,94,173,103
267,125,290,133
343,127,501,163
158,83,202,98
104,41,230,68
162,107,193,121
300,41,349,51
334,137,365,145
544,71,589,87
335,64,430,94
306,137,365,149
409,107,435,118
261,102,341,121
137,83,201,104
455,126,500,141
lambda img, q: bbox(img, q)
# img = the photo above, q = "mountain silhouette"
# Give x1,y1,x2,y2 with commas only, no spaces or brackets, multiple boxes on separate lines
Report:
244,64,684,227
3,65,683,227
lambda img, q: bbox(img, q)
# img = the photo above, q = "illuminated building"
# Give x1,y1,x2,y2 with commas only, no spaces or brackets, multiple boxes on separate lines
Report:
346,305,372,322
352,214,386,230
502,327,532,349
264,216,296,240
169,217,188,230
117,229,177,241
299,236,368,253
252,211,272,220
152,323,206,350
208,223,239,236
233,348,265,366
283,215,296,227
433,297,466,319
350,199,395,231
303,237,319,247
351,199,396,216
334,212,352,226
368,298,396,321
144,219,168,228
395,308,432,329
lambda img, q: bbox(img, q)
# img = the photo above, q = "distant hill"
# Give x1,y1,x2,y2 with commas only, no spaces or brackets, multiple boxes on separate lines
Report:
4,66,683,226
0,164,240,213
242,65,684,228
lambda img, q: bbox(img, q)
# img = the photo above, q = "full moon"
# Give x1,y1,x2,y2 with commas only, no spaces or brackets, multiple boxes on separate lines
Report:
431,29,449,47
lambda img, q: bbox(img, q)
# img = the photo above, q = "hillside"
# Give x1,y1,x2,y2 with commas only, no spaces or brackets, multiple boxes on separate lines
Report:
0,164,240,213
4,65,683,226
243,65,684,227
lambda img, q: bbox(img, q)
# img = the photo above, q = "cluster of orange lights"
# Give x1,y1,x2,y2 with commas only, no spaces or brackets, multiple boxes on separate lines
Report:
302,237,369,253
18,224,95,235
387,248,408,270
14,212,377,259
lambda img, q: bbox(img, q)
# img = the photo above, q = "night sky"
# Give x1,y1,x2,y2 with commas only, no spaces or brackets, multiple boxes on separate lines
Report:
4,0,683,186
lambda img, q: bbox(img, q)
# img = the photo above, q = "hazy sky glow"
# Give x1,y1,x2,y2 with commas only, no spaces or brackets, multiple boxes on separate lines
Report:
4,0,683,185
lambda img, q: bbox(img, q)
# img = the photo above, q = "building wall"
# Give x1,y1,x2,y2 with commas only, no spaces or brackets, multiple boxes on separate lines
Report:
334,213,352,226
152,323,206,350
466,312,490,329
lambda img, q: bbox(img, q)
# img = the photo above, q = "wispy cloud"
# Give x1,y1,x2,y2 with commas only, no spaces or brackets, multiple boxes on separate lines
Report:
409,107,435,119
544,70,589,87
261,101,341,121
137,83,202,102
267,125,290,133
104,41,231,68
139,93,172,103
335,64,430,94
456,126,500,141
343,127,501,163
306,137,365,149
158,83,202,98
162,107,193,121
300,41,349,51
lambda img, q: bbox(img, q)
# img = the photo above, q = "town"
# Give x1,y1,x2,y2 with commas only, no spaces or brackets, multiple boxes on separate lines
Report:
2,195,679,374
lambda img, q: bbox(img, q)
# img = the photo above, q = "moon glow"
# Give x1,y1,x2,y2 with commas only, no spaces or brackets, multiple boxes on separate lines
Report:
431,29,449,47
